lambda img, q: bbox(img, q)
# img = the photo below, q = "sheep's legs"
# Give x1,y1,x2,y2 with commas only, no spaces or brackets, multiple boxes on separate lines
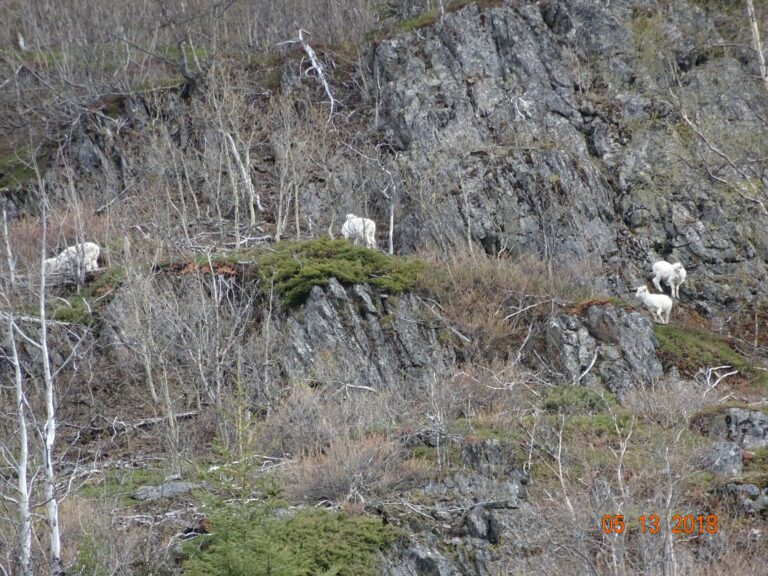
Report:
653,276,663,293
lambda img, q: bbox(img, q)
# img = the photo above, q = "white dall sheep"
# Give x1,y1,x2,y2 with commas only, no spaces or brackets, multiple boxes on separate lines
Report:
45,242,101,276
652,260,687,299
635,286,673,324
341,213,376,249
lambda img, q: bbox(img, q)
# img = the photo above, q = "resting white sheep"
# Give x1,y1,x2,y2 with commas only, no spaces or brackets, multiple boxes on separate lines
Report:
341,213,376,249
635,286,673,324
652,260,686,299
45,242,101,275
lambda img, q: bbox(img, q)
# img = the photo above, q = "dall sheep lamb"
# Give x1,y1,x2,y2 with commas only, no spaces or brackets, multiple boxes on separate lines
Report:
341,213,376,249
635,286,673,324
652,260,687,299
45,242,101,275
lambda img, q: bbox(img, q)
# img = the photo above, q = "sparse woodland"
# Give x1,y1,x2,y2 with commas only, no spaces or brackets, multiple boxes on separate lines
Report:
1,1,768,575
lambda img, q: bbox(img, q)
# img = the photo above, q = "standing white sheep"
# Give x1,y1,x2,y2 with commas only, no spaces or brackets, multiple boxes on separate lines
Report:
635,286,673,324
341,213,376,249
45,242,101,276
652,260,687,298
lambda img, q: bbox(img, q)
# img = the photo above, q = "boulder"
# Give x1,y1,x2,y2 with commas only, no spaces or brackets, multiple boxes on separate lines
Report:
544,304,664,399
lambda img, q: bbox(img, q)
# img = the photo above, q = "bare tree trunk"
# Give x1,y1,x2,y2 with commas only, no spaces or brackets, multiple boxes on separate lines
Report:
275,164,287,242
64,163,87,288
7,318,32,576
294,180,300,241
159,357,181,475
39,207,62,575
225,131,263,222
135,268,160,406
2,209,15,290
223,138,242,247
461,177,473,256
0,216,29,576
388,196,395,255
746,0,768,95
285,30,338,122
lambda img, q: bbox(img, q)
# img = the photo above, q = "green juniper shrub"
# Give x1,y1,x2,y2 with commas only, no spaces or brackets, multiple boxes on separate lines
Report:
182,502,395,576
252,238,425,307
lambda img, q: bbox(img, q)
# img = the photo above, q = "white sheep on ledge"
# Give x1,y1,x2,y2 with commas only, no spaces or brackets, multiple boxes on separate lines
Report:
45,242,101,276
635,286,673,324
652,260,687,299
341,213,376,249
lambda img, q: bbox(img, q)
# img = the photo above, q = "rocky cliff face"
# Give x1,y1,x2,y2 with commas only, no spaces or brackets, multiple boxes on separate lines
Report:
99,269,455,403
368,0,767,311
545,304,663,399
273,278,455,390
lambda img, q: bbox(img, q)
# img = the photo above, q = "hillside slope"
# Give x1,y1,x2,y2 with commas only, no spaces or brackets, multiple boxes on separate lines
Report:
1,1,767,575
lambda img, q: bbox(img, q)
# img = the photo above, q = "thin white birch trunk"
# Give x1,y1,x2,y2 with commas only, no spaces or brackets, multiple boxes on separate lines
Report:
39,211,62,575
2,209,15,289
225,131,263,223
8,319,32,576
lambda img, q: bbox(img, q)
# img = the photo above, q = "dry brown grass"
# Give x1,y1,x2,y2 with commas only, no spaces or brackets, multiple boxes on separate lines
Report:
418,251,597,363
58,496,173,575
286,434,429,504
4,203,125,273
257,384,412,456
621,379,712,429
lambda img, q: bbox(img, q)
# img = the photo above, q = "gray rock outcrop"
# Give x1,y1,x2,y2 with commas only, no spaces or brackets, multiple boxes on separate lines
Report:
132,480,205,501
716,483,768,516
279,278,454,390
701,442,743,477
383,438,527,576
544,304,663,399
694,405,768,515
696,407,768,450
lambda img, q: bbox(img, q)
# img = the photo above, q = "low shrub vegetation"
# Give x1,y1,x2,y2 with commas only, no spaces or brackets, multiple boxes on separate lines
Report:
182,503,396,576
543,385,614,415
50,266,125,325
418,251,594,362
654,324,768,387
251,238,426,307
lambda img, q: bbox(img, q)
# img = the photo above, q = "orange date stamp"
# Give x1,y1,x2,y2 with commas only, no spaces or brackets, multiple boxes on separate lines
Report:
601,514,719,535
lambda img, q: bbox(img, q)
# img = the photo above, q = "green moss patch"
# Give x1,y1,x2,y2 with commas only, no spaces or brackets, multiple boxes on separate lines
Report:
564,412,636,438
375,0,503,38
252,239,426,307
654,324,767,387
78,466,166,507
50,266,125,326
396,9,442,32
453,417,516,442
741,446,768,489
745,446,768,472
543,385,615,415
183,503,395,576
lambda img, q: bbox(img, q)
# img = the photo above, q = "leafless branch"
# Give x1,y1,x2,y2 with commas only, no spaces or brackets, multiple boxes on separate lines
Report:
279,30,340,122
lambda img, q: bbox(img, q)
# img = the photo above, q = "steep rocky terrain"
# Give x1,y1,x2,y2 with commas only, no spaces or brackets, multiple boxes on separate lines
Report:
1,1,767,574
